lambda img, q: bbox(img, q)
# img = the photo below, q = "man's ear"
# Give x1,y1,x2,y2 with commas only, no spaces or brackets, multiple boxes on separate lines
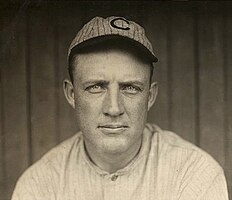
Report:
63,79,75,109
148,82,158,111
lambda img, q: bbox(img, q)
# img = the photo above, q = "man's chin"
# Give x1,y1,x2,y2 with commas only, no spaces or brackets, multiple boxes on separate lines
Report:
101,136,140,156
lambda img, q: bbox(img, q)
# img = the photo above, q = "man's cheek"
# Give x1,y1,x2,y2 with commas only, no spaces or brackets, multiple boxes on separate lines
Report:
77,100,99,118
125,99,147,115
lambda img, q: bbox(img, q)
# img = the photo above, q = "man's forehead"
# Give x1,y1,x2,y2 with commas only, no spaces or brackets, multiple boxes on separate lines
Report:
72,49,151,84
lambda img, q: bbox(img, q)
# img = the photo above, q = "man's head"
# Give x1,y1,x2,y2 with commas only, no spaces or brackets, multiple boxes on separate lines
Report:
63,16,158,159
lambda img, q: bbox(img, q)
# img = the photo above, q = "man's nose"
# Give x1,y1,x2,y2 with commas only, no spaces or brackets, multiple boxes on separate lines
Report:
103,88,124,117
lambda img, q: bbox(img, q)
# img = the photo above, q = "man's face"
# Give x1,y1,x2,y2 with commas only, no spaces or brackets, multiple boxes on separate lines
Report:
65,48,157,156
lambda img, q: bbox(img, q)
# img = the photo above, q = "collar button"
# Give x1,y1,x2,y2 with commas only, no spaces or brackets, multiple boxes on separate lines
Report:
111,175,118,181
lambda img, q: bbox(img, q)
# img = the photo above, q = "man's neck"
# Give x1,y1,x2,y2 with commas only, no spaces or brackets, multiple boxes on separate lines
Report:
84,138,143,174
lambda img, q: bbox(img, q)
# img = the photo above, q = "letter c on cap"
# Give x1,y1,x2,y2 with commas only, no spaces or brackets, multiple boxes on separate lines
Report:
110,17,130,30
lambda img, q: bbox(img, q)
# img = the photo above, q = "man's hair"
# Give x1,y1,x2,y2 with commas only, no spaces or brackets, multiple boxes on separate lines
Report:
68,39,154,84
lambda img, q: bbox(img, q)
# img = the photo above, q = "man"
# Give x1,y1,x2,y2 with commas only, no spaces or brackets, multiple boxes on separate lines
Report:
12,16,228,200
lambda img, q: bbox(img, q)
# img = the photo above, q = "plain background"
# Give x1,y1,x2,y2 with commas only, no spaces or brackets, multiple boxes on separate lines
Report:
0,1,231,199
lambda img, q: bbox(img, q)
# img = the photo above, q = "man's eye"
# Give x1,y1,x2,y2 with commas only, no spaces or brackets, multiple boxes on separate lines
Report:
122,85,141,94
86,85,104,93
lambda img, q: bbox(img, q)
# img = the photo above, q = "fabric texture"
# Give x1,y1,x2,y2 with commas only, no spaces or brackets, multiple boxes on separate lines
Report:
12,124,229,200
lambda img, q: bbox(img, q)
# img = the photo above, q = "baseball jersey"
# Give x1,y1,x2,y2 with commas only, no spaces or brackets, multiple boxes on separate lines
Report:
12,124,229,200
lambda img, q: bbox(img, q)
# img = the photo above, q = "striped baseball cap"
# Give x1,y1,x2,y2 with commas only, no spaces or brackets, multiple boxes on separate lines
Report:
68,16,158,63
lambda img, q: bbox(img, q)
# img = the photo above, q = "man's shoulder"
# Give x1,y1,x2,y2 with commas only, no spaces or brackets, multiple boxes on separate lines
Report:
148,123,227,199
29,132,82,171
17,132,82,180
148,123,223,173
42,132,82,161
12,132,83,198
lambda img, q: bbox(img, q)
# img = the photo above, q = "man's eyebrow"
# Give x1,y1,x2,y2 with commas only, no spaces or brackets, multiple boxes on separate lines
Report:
82,80,109,85
119,80,145,86
82,80,145,86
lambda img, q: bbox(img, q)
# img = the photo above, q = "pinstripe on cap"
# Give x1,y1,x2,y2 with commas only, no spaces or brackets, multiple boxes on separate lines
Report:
68,16,158,63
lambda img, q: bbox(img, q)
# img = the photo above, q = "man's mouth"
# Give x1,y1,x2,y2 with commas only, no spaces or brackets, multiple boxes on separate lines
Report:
98,124,129,134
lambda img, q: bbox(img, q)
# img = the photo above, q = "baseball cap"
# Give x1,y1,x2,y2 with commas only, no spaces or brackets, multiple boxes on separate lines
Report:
68,16,158,63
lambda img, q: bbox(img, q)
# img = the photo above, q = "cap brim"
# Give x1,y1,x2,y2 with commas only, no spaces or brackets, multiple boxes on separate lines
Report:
69,35,158,63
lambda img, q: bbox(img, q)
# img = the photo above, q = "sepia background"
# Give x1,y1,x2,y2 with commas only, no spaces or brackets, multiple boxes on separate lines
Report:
0,1,231,199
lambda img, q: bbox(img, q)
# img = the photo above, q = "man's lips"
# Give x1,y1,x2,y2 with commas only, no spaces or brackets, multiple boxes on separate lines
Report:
98,125,129,128
98,124,129,134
